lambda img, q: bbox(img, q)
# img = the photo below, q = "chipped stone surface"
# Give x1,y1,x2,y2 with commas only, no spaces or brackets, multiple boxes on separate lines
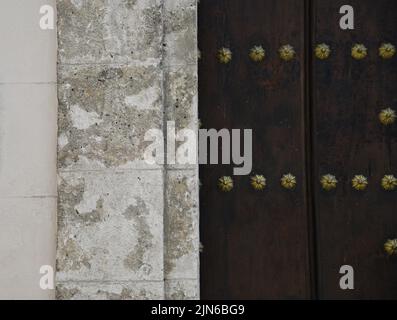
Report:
58,64,163,170
165,279,199,300
164,0,198,66
165,65,198,131
56,170,164,282
165,170,199,280
58,0,163,64
164,64,198,171
57,281,163,300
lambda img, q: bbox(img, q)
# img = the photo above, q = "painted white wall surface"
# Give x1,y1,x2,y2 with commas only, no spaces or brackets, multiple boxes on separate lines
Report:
0,0,57,299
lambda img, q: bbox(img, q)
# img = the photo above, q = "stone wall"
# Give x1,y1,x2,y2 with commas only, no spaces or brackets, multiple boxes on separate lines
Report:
56,0,199,299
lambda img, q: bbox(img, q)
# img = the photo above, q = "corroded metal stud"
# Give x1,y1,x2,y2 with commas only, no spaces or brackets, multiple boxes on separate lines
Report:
249,46,266,62
320,174,338,191
379,108,396,126
218,176,233,192
250,175,267,191
351,44,367,60
381,175,397,191
379,43,396,59
352,175,368,191
218,47,232,64
315,43,331,60
281,173,297,190
384,239,397,256
279,45,295,61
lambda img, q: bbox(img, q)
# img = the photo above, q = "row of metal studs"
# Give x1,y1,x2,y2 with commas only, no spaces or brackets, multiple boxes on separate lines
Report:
217,174,397,192
216,43,396,63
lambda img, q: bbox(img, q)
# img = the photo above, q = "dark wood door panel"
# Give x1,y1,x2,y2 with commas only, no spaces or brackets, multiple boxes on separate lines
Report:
311,0,397,299
199,0,311,299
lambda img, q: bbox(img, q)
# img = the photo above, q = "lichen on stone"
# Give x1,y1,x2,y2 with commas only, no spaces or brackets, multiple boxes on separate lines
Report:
57,238,91,272
165,174,196,274
122,198,154,275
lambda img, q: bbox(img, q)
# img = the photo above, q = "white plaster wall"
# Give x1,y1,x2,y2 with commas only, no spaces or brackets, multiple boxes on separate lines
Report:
0,0,57,299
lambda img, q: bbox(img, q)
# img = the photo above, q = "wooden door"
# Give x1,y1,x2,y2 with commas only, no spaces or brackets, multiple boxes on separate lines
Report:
199,0,397,299
199,0,312,299
311,0,397,299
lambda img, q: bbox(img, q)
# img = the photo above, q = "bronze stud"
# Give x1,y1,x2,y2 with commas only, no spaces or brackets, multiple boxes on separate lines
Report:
250,175,267,191
351,44,368,60
218,47,232,64
315,43,331,60
379,108,396,126
279,45,296,61
352,175,368,191
218,176,233,192
249,46,266,62
379,43,396,59
381,175,397,191
320,174,338,191
281,173,297,189
384,239,397,256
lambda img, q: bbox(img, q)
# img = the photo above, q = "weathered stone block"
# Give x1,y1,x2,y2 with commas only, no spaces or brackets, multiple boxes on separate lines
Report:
164,0,197,66
164,65,198,170
58,64,163,170
56,169,164,282
56,0,200,300
165,170,199,280
165,279,199,300
165,65,198,131
57,281,164,300
58,0,163,65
